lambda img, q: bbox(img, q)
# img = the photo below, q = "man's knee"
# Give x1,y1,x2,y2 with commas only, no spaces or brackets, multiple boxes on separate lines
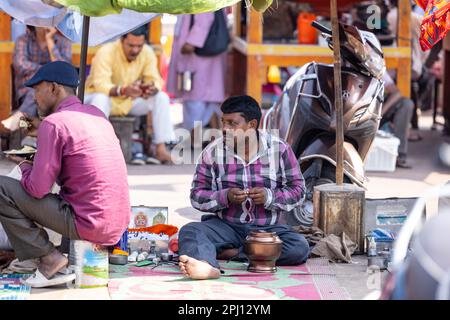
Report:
86,93,111,116
153,91,170,109
402,98,415,115
280,232,310,265
0,176,22,206
0,175,20,193
179,222,204,239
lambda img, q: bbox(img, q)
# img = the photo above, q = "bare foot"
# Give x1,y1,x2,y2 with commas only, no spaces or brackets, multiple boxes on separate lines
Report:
178,255,220,280
39,248,68,279
155,144,173,163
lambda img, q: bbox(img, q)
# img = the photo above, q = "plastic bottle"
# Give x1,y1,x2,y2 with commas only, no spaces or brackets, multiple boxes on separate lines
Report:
367,236,377,257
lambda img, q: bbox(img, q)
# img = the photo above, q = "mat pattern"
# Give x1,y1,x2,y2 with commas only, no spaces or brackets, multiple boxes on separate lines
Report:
108,258,350,300
0,274,32,300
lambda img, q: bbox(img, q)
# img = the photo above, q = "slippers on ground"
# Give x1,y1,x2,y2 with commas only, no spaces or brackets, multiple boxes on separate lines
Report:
396,159,412,169
408,133,423,142
22,269,76,288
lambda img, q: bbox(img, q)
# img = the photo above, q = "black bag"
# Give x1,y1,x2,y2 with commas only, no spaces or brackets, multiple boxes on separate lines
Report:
189,10,230,56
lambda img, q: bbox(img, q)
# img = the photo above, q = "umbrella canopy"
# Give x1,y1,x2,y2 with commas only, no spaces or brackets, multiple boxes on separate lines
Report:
415,0,450,51
53,0,273,16
0,0,273,102
0,0,158,46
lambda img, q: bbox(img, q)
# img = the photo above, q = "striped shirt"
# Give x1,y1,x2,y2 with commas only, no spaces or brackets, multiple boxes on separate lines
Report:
13,29,72,101
190,131,305,225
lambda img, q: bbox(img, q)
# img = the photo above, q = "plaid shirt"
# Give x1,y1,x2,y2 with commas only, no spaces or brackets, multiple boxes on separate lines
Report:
190,131,305,226
13,29,72,101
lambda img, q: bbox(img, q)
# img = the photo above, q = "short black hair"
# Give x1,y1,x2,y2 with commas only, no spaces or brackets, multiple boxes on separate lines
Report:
122,25,148,39
221,95,262,127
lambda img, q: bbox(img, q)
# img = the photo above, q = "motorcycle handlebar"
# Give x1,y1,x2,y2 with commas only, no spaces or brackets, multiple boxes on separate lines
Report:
311,21,332,35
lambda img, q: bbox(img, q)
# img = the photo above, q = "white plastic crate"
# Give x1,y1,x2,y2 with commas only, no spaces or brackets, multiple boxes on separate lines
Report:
364,131,400,172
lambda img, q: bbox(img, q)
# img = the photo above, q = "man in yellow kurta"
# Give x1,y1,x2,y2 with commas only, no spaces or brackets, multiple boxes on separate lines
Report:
85,26,174,164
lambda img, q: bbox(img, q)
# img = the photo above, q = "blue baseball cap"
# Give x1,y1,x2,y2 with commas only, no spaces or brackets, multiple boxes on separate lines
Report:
24,61,80,88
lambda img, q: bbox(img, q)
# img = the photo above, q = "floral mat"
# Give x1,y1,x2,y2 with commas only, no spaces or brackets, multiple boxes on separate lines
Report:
108,258,350,300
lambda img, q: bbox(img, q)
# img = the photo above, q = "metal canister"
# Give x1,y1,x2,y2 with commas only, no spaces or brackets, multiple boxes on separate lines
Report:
182,71,193,92
69,240,109,289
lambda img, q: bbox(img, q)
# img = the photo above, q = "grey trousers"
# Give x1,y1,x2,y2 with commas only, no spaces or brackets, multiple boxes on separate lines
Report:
382,97,415,157
0,176,80,261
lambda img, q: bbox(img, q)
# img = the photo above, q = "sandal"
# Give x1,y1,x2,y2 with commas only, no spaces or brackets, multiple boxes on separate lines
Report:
22,269,76,288
396,157,412,169
408,133,423,142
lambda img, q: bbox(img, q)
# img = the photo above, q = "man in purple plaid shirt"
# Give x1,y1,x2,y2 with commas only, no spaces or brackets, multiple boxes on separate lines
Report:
178,95,309,280
1,26,71,135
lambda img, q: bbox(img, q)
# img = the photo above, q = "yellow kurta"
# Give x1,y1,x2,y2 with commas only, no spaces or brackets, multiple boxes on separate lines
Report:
85,39,162,116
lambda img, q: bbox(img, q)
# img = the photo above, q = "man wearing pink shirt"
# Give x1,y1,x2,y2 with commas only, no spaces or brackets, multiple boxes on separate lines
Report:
0,61,130,284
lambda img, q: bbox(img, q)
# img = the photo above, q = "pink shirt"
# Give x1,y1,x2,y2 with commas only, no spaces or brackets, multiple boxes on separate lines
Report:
20,96,130,246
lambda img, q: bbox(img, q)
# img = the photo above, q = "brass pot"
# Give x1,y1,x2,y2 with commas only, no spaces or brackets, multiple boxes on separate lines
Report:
243,230,283,273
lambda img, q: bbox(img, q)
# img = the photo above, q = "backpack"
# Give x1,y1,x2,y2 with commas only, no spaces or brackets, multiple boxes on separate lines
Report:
189,10,230,56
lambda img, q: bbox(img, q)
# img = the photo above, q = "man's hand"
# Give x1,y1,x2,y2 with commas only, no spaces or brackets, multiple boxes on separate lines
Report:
123,84,143,99
227,188,247,205
45,27,57,41
45,27,58,61
20,115,41,138
141,82,158,99
181,43,196,55
6,155,29,165
248,188,267,205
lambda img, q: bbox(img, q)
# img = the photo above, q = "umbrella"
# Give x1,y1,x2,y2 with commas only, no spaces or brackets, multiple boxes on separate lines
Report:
1,0,273,102
415,0,450,51
0,0,159,101
52,0,273,16
0,0,159,46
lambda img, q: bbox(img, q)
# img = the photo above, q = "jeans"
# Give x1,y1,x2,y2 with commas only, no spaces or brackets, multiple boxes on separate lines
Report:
178,214,310,269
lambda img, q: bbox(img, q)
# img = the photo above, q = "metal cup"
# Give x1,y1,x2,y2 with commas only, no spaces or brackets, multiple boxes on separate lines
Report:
177,71,193,92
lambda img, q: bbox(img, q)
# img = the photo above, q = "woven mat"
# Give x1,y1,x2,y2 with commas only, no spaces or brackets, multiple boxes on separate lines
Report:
0,274,32,300
108,258,349,300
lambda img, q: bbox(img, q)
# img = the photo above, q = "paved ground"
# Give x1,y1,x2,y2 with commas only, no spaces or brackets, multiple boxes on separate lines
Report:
1,111,448,300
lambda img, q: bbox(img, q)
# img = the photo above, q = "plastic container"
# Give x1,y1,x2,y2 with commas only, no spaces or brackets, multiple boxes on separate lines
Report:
364,132,400,172
68,240,109,289
297,12,317,44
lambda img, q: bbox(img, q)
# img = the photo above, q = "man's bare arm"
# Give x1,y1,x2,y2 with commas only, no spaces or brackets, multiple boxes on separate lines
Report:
382,84,403,117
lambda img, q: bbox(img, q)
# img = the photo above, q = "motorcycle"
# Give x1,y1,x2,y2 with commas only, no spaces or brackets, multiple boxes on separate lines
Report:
263,21,386,227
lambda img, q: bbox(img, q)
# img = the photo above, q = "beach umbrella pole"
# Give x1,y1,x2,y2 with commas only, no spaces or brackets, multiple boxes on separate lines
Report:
77,15,90,103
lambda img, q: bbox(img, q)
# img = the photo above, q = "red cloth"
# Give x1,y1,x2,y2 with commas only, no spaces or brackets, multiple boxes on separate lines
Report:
128,224,179,237
415,0,450,50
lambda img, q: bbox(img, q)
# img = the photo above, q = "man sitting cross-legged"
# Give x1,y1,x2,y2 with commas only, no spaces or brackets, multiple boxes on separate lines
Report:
178,95,310,280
